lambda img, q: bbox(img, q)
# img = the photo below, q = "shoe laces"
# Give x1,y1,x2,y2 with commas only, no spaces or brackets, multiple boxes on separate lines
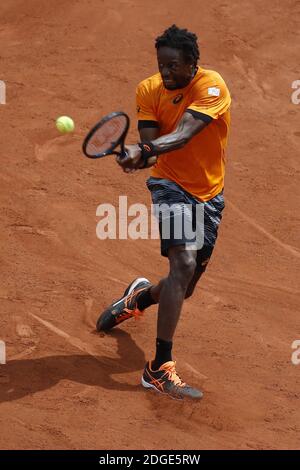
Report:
161,361,186,387
124,287,147,311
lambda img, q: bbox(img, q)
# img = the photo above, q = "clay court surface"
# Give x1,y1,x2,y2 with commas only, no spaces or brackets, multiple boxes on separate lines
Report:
0,0,299,450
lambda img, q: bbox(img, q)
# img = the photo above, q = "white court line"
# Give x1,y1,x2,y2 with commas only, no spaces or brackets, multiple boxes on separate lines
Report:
29,314,206,382
10,345,37,361
0,341,6,364
106,276,129,287
206,274,300,296
227,199,300,259
29,313,128,370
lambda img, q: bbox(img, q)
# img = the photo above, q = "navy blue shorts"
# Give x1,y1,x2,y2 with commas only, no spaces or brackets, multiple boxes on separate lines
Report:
147,177,225,269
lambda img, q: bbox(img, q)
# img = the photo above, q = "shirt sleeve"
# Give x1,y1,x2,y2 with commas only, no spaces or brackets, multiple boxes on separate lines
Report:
136,82,158,122
187,76,231,120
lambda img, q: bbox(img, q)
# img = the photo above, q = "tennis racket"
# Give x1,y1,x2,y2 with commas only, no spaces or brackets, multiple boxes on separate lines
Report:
82,111,130,159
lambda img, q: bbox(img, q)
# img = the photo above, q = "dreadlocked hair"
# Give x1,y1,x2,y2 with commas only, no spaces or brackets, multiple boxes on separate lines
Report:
155,24,200,65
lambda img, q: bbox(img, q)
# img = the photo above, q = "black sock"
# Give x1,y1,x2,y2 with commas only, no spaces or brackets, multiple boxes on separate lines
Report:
136,287,156,311
152,338,173,370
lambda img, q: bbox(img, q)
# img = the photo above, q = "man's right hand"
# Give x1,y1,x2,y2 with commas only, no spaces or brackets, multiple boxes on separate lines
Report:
116,146,157,173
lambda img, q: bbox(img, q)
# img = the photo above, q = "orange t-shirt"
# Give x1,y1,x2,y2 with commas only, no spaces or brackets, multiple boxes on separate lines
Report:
136,67,231,201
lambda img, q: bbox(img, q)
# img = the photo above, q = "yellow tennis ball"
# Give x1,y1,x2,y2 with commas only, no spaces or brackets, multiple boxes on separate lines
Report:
56,116,75,133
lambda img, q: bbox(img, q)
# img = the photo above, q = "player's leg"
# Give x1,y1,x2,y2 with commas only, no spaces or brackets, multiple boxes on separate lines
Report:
185,189,225,298
139,251,205,304
156,244,197,342
141,244,203,400
149,246,196,371
141,179,204,399
141,185,225,400
139,251,206,305
97,187,224,332
184,246,212,298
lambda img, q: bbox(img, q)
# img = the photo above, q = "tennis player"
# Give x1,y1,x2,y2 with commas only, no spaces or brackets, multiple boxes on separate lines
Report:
97,25,231,400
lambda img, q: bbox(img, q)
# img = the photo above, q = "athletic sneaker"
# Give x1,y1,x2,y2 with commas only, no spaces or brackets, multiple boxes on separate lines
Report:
141,361,203,400
96,277,151,331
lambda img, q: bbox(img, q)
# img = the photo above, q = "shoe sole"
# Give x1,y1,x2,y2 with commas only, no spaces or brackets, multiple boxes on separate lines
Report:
141,376,166,396
96,278,151,332
141,376,160,390
141,376,203,401
141,376,182,401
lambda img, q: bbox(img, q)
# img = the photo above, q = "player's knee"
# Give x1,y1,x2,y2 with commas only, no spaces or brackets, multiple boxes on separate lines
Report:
171,253,197,285
179,255,196,277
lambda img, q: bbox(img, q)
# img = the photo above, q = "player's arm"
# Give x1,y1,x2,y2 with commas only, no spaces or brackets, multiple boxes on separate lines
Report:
148,111,209,154
137,121,160,169
117,111,210,171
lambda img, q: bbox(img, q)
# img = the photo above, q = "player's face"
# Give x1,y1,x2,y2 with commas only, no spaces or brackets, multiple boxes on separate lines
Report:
157,47,196,90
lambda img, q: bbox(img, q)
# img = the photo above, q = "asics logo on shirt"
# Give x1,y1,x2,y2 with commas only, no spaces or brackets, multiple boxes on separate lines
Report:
173,93,183,104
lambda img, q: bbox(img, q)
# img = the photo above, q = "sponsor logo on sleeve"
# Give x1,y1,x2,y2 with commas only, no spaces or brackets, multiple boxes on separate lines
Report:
208,87,220,97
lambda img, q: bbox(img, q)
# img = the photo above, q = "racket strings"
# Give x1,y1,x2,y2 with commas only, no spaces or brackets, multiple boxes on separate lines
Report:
86,115,127,156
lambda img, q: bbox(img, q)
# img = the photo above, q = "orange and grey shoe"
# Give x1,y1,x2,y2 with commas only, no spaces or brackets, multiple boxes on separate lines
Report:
96,277,151,332
141,361,203,400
